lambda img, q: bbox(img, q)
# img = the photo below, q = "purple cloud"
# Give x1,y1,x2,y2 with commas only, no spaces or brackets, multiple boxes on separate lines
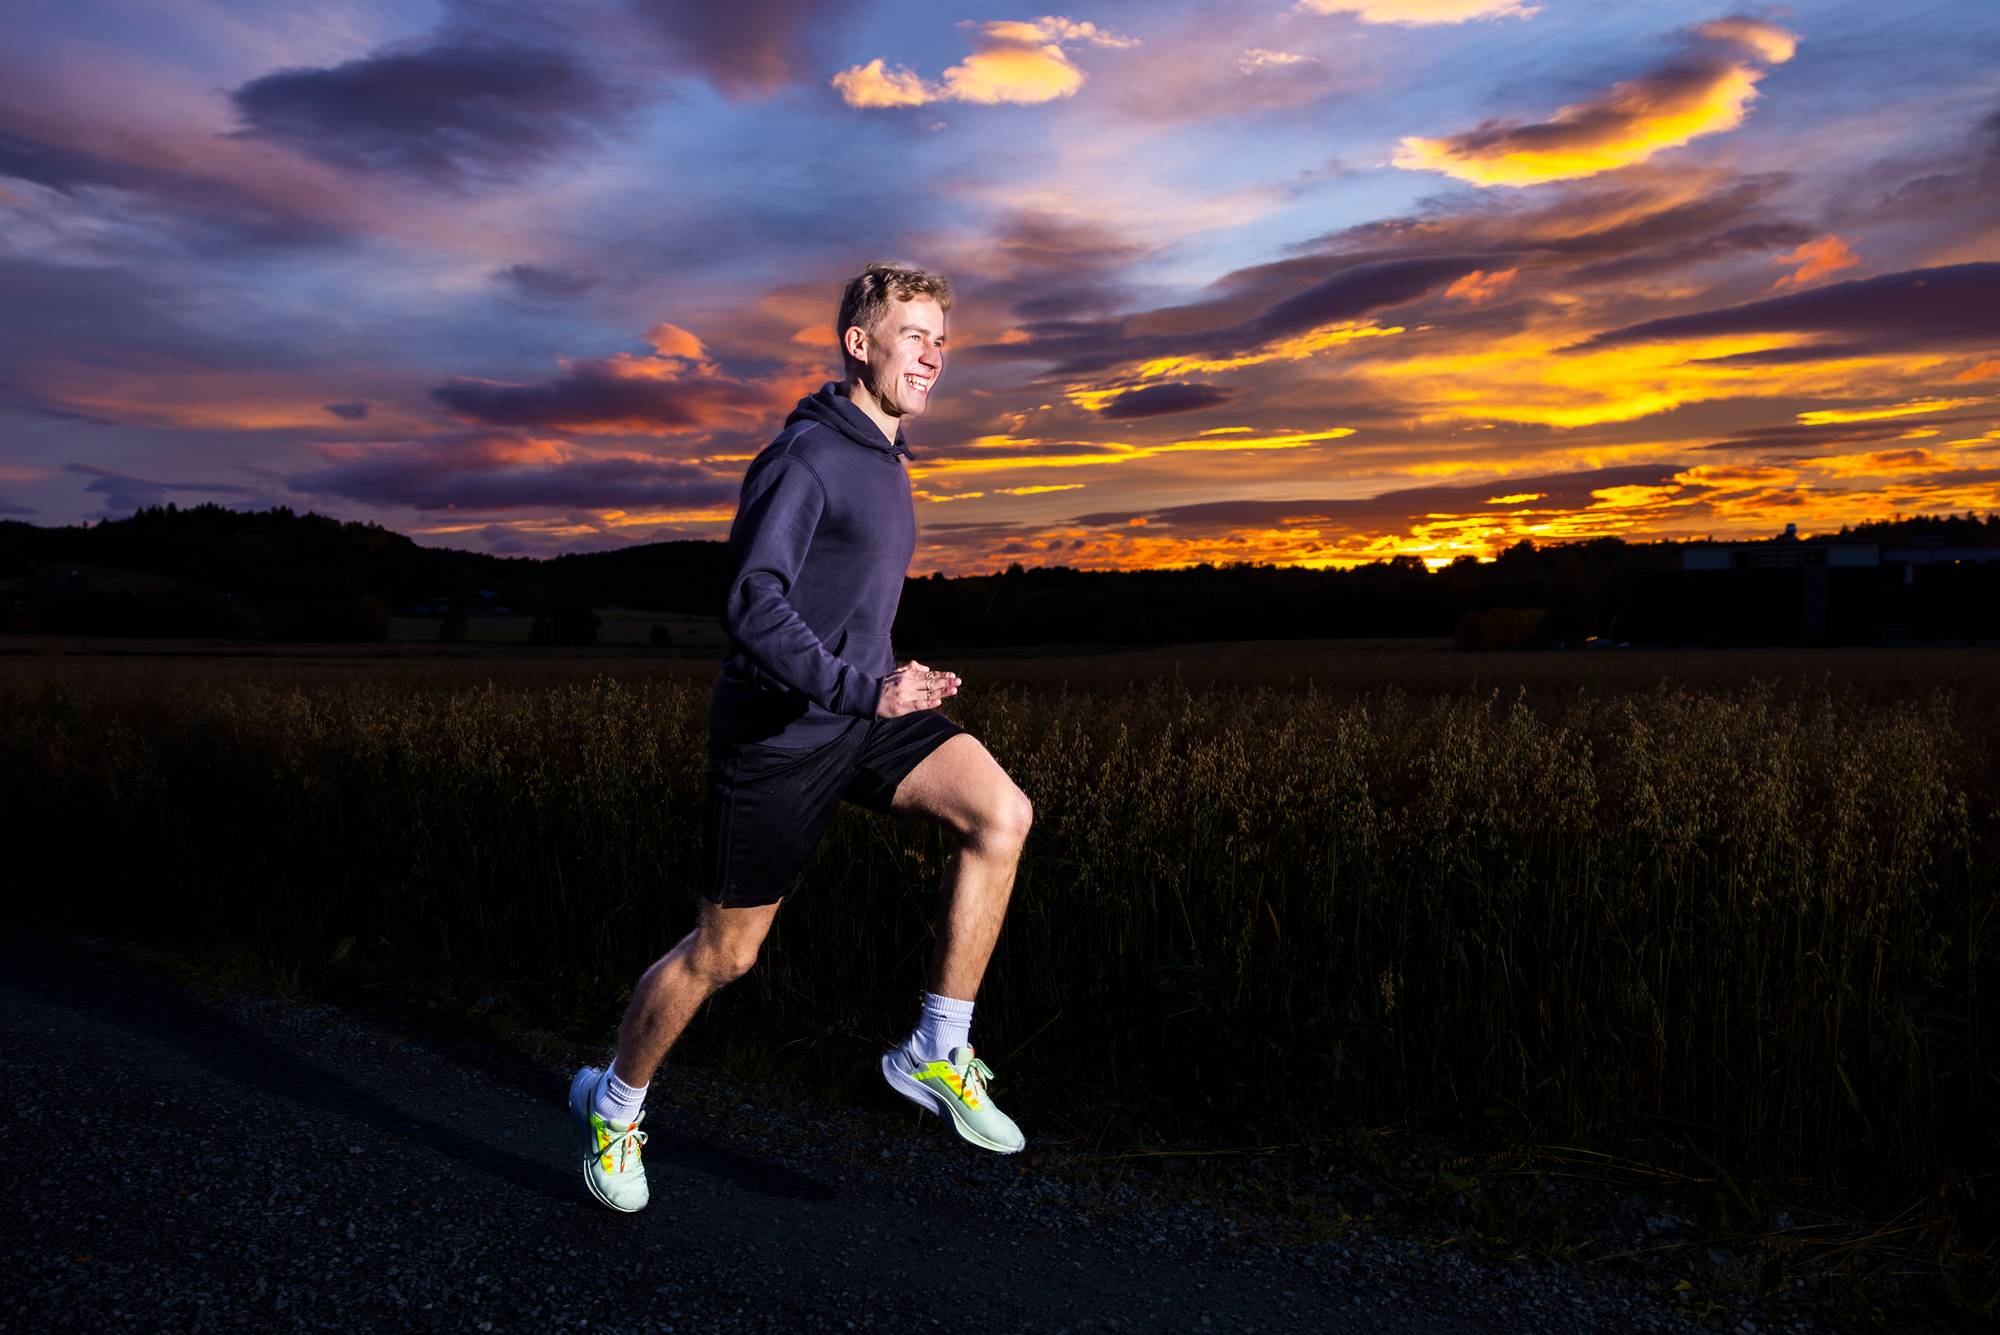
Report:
1567,221,1815,285
494,263,601,299
997,255,1486,378
960,210,1151,321
429,365,766,433
230,43,635,183
1579,263,2000,354
65,462,259,518
1090,382,1235,420
629,0,866,97
288,438,739,512
1696,412,1999,456
0,118,347,249
323,402,370,421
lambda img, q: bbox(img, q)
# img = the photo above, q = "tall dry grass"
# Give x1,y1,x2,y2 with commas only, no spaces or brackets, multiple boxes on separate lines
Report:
3,670,1992,1213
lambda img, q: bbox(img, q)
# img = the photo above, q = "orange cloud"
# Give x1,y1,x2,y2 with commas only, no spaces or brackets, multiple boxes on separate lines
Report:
1365,328,1849,429
1444,267,1518,305
1693,16,1798,63
1589,482,1688,509
1771,236,1859,291
1815,448,1956,478
831,59,937,108
942,42,1086,105
1955,358,2000,382
833,16,1136,109
911,427,1356,479
1796,397,1985,425
591,507,737,526
1393,18,1796,186
599,324,716,381
1485,491,1545,504
1127,321,1403,379
642,323,706,359
1673,463,1798,489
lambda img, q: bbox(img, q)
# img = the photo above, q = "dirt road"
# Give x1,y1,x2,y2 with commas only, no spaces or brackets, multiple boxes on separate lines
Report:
0,931,1751,1332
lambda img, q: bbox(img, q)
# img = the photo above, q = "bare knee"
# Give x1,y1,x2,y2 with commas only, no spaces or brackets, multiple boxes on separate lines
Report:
971,786,1033,853
685,923,764,987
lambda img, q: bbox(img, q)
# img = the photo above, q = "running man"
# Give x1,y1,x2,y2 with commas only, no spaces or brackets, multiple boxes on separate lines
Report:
569,262,1035,1212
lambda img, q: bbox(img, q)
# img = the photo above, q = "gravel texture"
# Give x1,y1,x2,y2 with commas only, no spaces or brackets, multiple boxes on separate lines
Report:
0,931,1847,1333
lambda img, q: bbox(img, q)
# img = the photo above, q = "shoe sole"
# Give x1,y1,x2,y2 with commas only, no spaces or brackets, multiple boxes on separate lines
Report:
879,1051,1024,1155
568,1067,645,1213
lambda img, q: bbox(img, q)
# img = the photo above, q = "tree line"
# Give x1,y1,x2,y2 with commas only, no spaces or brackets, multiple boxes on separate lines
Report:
3,504,1994,647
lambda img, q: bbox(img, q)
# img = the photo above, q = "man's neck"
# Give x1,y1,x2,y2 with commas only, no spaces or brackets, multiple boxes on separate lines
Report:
840,377,900,449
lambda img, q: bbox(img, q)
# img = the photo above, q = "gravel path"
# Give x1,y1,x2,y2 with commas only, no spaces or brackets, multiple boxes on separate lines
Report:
0,931,1826,1333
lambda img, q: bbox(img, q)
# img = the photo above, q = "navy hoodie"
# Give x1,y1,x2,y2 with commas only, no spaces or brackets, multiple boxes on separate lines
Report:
708,382,916,748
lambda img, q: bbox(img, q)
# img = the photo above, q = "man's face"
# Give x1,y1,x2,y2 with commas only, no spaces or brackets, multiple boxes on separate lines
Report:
851,296,946,422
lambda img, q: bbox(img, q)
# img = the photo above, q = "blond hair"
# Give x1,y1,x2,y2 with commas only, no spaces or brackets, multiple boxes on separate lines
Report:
836,261,952,359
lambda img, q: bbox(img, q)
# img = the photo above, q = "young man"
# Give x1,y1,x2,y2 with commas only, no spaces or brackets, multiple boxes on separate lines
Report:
568,262,1035,1212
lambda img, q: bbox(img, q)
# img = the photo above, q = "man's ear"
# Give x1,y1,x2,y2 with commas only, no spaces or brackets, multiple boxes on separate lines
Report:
842,324,869,363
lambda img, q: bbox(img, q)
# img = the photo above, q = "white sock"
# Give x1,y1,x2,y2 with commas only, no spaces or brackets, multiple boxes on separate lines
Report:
906,991,975,1063
592,1062,648,1126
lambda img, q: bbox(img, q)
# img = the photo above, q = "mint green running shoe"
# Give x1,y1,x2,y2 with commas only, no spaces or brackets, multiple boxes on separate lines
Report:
880,1043,1026,1154
568,1066,649,1212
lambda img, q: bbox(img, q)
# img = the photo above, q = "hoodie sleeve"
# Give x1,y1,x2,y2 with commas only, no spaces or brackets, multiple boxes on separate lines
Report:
722,455,883,718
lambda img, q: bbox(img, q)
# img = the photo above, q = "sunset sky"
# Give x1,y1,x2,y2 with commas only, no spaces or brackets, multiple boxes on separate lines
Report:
4,0,1997,574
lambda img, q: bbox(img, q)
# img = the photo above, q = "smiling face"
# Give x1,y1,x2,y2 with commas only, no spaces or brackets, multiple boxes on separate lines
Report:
846,295,946,426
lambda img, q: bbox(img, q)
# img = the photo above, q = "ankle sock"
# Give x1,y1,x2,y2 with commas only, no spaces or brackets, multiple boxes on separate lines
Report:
907,991,975,1063
592,1062,648,1125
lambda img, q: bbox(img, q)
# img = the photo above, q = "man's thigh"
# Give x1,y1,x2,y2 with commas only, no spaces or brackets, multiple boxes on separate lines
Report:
840,709,965,814
886,731,1023,838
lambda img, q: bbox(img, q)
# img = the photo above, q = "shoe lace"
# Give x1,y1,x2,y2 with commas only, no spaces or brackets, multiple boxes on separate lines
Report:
959,1053,996,1105
597,1115,648,1173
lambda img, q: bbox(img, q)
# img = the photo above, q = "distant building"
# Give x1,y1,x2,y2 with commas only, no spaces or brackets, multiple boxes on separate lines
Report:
1633,529,2000,645
1682,541,1878,571
1683,536,2000,576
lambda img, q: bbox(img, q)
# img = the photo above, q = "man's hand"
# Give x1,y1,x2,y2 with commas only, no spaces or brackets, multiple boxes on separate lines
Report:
877,660,961,718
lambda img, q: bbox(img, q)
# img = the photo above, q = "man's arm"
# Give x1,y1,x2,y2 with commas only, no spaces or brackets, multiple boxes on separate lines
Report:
722,455,883,717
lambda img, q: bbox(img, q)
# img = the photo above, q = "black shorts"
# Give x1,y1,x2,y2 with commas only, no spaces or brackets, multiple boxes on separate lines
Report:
702,709,967,908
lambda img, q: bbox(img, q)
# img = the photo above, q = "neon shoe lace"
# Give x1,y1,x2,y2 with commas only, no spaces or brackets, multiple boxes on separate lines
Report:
958,1053,996,1106
595,1115,648,1174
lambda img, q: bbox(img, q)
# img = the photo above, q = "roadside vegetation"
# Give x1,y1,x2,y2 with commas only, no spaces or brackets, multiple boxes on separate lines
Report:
4,649,1994,1317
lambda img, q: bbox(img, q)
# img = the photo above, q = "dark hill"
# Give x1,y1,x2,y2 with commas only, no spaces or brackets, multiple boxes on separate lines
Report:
0,505,728,640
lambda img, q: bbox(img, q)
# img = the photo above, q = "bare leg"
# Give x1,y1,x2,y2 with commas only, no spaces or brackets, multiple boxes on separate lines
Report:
927,833,1024,999
889,733,1033,1001
612,898,781,1085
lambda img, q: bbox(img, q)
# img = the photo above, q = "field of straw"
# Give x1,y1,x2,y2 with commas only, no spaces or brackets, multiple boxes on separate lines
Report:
4,640,1994,1228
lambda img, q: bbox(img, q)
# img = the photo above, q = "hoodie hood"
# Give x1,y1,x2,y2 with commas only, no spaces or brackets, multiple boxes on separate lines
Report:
784,381,909,459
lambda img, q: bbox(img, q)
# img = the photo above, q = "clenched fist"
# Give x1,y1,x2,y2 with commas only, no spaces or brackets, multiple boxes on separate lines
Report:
877,660,961,718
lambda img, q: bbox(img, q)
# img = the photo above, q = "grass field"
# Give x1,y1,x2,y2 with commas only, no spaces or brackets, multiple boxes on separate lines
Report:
382,608,733,650
12,629,2000,695
3,636,1994,1249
